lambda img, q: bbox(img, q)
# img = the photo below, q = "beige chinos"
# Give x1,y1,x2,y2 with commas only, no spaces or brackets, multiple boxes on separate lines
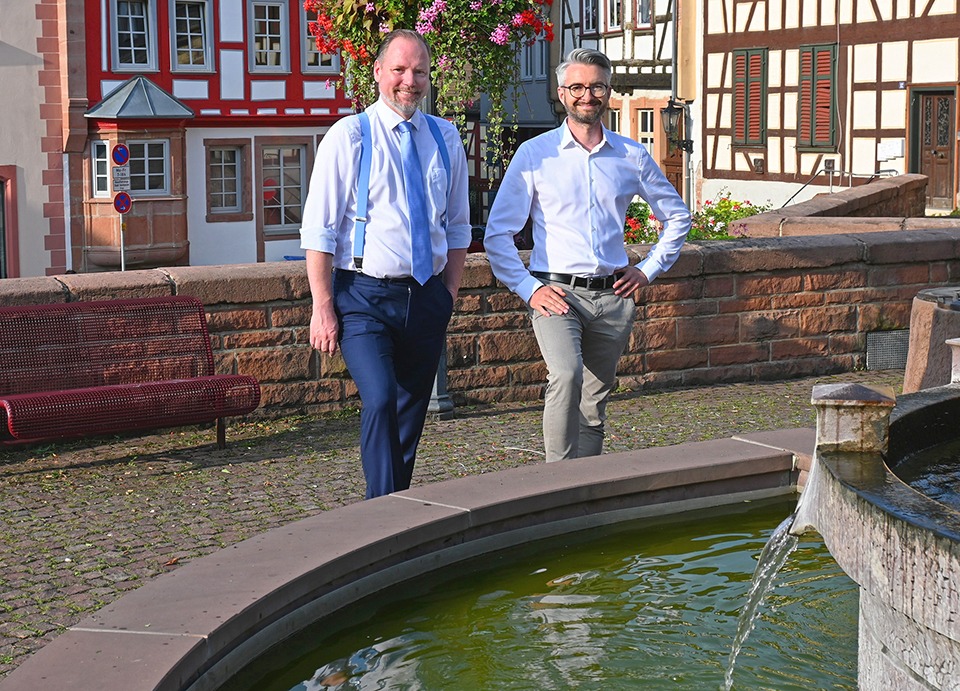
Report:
531,280,636,462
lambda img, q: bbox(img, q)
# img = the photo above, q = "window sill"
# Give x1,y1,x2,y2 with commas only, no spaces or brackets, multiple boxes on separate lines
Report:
207,211,254,223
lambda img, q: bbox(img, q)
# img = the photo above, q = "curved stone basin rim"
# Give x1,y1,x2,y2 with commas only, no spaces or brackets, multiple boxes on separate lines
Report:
0,429,813,691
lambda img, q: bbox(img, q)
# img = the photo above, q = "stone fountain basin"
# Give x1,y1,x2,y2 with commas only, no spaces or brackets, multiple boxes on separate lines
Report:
803,384,960,691
0,430,813,691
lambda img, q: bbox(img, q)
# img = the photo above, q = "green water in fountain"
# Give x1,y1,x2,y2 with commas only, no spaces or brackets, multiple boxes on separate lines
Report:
222,499,857,690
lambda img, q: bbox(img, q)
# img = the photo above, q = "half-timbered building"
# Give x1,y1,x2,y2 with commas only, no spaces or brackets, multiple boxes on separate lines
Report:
598,0,695,204
84,0,359,270
701,0,959,212
2,0,693,277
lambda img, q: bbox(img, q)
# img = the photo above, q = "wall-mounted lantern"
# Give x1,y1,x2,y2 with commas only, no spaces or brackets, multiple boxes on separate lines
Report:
660,98,694,153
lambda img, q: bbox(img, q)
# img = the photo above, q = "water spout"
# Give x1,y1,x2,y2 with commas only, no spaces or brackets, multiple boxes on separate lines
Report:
789,455,822,536
725,383,898,686
721,514,800,691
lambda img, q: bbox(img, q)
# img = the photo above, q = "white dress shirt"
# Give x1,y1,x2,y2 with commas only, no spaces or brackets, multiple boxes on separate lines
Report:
299,99,471,278
484,121,692,303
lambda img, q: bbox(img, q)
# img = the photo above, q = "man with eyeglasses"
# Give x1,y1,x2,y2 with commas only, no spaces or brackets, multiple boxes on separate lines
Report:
484,48,691,463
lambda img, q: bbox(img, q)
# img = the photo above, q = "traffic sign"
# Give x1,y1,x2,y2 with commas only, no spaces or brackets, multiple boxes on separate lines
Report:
113,191,132,214
112,165,130,192
112,143,130,166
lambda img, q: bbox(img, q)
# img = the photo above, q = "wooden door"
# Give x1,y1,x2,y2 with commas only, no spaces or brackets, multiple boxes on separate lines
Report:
661,144,684,197
919,93,955,210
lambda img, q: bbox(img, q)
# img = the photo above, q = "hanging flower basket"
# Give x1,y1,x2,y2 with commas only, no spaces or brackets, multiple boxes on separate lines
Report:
304,0,554,166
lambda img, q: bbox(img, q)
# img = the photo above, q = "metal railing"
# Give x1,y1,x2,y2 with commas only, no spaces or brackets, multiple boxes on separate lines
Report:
779,168,900,209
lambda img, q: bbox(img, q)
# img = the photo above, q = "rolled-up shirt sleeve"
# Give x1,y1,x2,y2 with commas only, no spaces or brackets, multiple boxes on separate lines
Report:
300,118,358,255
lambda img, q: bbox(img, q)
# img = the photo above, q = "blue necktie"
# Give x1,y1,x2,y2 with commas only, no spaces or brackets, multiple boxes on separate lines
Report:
397,120,433,285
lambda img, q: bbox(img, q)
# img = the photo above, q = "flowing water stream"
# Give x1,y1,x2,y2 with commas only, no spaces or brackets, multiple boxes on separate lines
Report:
721,514,800,690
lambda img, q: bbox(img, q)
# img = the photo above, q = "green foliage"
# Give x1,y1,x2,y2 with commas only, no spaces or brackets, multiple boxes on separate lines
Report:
303,0,554,166
623,193,771,244
693,193,771,239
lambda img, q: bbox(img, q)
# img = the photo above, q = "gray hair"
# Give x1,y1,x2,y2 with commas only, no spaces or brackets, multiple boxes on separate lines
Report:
556,48,612,85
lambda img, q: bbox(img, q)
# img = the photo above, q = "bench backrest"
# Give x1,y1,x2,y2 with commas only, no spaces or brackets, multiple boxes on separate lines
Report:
0,296,216,396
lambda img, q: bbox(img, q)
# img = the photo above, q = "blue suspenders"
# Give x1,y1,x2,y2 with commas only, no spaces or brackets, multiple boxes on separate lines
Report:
353,111,450,269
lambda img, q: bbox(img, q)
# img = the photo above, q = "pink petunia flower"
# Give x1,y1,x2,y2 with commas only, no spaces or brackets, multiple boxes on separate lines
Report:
490,23,510,45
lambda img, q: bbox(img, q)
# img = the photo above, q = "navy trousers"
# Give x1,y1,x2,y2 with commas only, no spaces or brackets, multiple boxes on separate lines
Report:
334,270,454,499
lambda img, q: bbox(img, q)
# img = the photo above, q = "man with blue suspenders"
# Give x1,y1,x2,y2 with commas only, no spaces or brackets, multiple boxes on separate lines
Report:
300,29,471,499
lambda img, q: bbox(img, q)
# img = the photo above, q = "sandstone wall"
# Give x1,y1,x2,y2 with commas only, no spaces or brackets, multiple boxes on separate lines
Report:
2,229,959,417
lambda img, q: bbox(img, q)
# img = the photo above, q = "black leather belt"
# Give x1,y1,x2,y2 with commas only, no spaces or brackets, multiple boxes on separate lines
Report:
531,271,619,290
337,269,423,285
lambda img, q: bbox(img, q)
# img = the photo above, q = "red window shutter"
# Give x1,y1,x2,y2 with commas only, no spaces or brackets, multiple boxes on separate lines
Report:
813,49,834,146
798,50,813,143
733,53,746,141
747,53,763,141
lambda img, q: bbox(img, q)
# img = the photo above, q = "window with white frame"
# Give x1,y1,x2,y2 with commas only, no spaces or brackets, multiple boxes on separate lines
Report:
520,42,535,81
608,107,621,133
171,0,213,71
582,0,598,35
205,139,253,222
128,140,169,195
209,148,242,213
607,0,622,30
637,108,655,154
302,5,340,73
112,0,158,71
636,0,652,26
260,144,306,234
519,37,548,81
91,141,110,197
250,1,289,72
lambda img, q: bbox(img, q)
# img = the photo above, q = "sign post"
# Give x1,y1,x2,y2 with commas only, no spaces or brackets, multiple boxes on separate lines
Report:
111,144,131,270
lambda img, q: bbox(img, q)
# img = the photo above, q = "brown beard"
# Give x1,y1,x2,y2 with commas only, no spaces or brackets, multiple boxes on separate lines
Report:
564,99,607,126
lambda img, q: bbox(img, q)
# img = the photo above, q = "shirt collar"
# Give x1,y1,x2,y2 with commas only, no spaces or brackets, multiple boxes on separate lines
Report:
559,119,610,153
376,98,425,132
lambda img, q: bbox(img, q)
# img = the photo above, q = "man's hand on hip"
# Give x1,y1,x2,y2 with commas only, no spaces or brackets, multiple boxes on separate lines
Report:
529,284,569,316
614,265,649,298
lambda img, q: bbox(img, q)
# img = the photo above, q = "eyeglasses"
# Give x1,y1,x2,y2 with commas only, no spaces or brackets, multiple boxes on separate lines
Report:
559,83,609,98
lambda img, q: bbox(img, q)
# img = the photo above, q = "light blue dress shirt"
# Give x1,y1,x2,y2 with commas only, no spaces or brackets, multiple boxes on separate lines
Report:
299,99,471,278
484,121,692,303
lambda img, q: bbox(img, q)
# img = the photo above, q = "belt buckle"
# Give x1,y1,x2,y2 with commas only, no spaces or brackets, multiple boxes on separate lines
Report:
584,275,608,290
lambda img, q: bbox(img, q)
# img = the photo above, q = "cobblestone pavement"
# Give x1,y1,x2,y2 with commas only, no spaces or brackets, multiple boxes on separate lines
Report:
0,369,904,678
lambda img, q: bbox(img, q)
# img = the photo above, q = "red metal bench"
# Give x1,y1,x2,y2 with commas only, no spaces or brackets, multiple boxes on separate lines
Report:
0,296,261,449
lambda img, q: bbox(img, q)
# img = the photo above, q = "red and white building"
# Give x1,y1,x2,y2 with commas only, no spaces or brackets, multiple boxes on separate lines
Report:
2,0,355,277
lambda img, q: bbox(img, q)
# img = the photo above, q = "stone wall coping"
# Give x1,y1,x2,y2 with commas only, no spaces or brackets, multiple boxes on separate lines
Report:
762,174,928,219
2,229,958,308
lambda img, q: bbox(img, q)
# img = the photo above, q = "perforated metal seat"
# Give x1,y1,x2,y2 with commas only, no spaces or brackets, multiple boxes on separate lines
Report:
0,296,261,448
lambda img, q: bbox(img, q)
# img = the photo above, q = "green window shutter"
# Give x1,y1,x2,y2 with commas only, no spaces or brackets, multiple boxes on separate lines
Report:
799,44,835,148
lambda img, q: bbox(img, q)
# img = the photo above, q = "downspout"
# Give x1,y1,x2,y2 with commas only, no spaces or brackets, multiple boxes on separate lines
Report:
675,0,694,210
